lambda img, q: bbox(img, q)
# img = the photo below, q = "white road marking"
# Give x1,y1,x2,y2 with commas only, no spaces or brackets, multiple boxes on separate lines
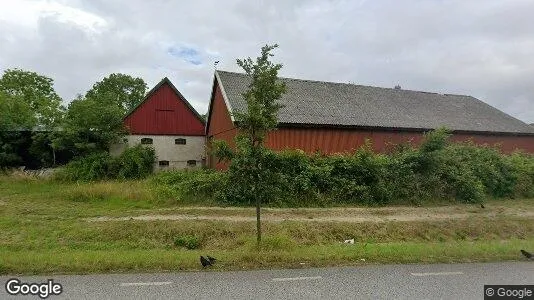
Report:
410,272,464,277
120,281,172,287
272,276,322,282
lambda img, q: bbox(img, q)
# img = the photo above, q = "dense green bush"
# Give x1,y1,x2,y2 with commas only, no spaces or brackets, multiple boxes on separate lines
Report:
151,128,534,206
55,152,114,181
174,235,201,250
115,145,156,179
505,152,534,198
55,145,155,181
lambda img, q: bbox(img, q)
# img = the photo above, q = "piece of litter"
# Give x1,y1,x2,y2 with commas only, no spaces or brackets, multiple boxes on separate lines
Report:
299,262,306,265
344,239,355,244
360,258,366,262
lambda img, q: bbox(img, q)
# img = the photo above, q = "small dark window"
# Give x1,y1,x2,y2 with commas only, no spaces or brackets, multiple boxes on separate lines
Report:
175,138,186,145
141,138,153,145
187,160,197,166
159,160,169,167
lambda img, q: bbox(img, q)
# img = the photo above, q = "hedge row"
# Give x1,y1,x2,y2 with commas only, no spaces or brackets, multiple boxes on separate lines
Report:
152,129,534,206
55,145,156,181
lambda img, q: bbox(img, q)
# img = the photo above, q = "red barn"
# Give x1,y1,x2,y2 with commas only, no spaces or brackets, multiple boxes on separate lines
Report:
112,77,205,170
206,70,534,169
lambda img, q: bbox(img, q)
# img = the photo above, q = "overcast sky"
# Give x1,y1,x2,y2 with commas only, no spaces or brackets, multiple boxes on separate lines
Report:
0,0,533,123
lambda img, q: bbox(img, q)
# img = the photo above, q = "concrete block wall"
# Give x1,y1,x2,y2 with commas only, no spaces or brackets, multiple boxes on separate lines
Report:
110,135,205,171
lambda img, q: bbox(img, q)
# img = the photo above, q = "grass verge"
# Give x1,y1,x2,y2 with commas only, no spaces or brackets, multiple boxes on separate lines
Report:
1,239,532,275
1,177,533,275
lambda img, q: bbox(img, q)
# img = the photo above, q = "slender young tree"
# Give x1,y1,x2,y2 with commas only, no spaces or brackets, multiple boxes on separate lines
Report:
232,44,286,245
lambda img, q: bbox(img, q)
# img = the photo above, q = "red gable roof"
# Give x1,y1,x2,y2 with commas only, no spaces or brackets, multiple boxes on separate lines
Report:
124,77,205,136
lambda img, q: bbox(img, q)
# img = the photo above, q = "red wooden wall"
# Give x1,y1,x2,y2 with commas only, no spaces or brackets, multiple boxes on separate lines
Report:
124,81,204,136
266,128,534,154
207,81,534,169
206,82,237,169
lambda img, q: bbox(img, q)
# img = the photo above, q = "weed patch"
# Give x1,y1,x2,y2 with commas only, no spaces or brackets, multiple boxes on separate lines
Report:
174,235,201,250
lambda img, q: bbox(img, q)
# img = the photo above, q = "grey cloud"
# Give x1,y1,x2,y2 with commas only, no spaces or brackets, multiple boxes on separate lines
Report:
0,0,532,121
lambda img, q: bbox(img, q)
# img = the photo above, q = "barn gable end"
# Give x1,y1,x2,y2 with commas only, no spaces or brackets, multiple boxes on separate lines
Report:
114,77,206,171
124,77,205,136
205,75,237,169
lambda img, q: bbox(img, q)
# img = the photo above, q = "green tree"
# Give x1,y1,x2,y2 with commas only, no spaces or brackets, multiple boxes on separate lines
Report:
85,73,147,113
0,69,64,128
0,91,35,131
0,69,64,168
60,94,125,157
0,91,35,168
60,73,146,158
217,44,286,245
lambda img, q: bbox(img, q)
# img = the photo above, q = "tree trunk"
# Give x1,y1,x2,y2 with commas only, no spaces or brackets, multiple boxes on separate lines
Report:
250,137,262,247
256,196,261,246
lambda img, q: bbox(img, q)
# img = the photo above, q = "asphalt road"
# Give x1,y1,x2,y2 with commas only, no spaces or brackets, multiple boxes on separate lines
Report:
1,262,532,299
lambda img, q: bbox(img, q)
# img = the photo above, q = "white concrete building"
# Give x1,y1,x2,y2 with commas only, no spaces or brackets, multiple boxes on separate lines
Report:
112,77,206,171
111,134,206,171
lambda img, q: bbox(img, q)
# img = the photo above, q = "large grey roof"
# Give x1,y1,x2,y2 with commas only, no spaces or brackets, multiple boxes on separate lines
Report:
216,70,534,134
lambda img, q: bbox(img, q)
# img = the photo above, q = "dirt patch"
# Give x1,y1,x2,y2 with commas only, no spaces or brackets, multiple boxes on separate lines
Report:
86,208,534,223
121,202,534,219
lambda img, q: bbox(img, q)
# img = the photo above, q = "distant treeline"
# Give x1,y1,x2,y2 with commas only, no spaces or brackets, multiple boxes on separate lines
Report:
0,69,147,169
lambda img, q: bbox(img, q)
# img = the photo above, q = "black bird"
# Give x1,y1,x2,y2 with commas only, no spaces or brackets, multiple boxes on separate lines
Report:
200,256,211,267
480,203,485,209
520,250,532,259
207,256,217,264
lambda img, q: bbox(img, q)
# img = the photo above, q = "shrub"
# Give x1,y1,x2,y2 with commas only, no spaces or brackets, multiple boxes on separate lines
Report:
55,152,115,181
114,145,156,180
436,144,516,201
153,129,534,206
174,235,201,250
55,145,155,182
505,152,534,198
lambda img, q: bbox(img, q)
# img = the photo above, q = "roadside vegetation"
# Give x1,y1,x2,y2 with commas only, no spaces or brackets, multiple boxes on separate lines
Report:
151,128,534,207
54,146,156,181
0,174,533,274
1,45,533,275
